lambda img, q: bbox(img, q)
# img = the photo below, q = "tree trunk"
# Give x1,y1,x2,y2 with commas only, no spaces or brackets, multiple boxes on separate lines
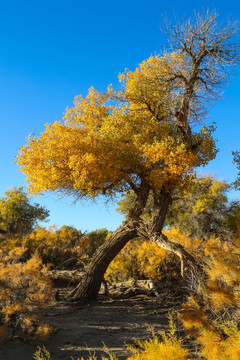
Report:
137,188,199,277
67,183,199,302
67,179,150,302
67,220,138,301
152,232,198,276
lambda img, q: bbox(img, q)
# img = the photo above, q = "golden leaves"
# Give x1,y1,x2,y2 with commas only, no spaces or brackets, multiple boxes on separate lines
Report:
16,53,217,198
0,249,52,339
126,323,188,360
105,239,165,283
119,53,187,117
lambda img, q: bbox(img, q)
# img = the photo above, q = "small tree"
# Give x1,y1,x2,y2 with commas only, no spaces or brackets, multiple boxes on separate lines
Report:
17,11,239,301
0,187,49,237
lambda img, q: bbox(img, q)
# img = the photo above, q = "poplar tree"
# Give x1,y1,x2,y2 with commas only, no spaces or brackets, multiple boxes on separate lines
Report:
17,12,239,301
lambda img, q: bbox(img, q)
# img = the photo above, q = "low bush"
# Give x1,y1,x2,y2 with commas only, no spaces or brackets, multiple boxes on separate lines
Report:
105,238,165,283
21,225,87,269
1,226,110,270
0,248,52,340
126,319,188,360
105,227,206,283
180,235,240,360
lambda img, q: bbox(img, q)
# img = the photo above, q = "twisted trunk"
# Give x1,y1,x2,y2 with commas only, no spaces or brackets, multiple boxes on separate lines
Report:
137,188,198,277
68,220,138,301
68,185,198,302
151,233,197,277
68,180,150,302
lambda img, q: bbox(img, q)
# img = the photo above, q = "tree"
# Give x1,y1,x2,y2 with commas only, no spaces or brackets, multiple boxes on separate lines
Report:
16,11,239,301
167,177,240,240
0,187,49,237
80,228,109,257
118,176,240,241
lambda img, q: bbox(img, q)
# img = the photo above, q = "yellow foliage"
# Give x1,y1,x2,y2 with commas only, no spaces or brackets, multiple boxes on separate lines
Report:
119,53,186,116
205,238,240,286
0,248,52,339
192,179,228,214
105,239,165,282
106,227,210,283
171,230,240,312
34,346,118,360
180,296,208,330
35,323,52,340
21,226,87,269
202,236,240,312
126,319,188,360
206,281,236,310
16,53,217,198
179,232,240,360
33,346,51,360
163,227,206,261
198,324,240,360
1,226,109,271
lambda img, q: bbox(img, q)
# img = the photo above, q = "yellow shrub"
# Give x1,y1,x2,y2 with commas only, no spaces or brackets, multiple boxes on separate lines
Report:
126,335,188,360
204,238,240,311
163,227,206,261
126,319,188,360
105,239,165,282
33,347,119,360
198,323,240,360
33,346,51,360
105,227,207,283
21,226,88,269
0,248,52,339
180,296,208,331
180,234,240,360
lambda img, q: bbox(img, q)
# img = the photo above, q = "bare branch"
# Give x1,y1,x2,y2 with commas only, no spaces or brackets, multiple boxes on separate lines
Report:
162,10,239,147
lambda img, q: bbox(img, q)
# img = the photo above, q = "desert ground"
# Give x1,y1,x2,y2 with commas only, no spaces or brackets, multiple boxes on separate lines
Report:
0,278,189,360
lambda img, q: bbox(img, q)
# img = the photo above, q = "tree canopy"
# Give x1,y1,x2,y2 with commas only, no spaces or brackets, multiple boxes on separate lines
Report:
17,51,218,200
16,12,239,204
0,187,49,236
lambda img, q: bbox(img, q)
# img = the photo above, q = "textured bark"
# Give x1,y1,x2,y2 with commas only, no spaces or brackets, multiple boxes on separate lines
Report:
47,270,85,286
67,183,200,302
137,188,198,277
67,180,150,302
67,220,138,301
151,189,172,232
152,232,198,277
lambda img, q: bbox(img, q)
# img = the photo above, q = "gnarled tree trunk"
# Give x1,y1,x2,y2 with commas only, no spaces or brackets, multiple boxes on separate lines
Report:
67,220,138,301
137,188,199,277
67,180,150,302
67,184,199,302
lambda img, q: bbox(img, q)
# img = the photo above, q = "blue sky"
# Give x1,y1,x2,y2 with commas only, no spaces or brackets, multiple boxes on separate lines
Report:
1,0,240,232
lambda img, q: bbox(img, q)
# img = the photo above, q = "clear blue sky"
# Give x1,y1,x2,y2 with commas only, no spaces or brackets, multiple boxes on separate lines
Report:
1,0,240,232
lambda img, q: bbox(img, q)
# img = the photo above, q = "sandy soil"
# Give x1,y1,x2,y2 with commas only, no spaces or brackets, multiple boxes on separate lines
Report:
0,284,186,360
